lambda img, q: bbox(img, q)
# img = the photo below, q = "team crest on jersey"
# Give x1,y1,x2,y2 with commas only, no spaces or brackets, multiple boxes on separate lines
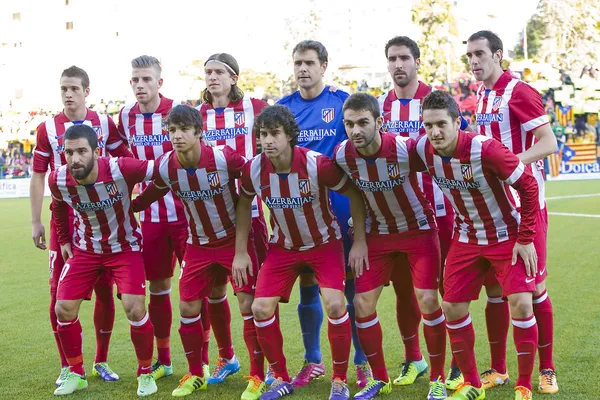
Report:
298,179,311,195
234,112,245,126
161,118,168,133
387,163,400,179
207,172,220,189
491,96,503,112
461,164,474,181
321,108,335,123
105,182,119,197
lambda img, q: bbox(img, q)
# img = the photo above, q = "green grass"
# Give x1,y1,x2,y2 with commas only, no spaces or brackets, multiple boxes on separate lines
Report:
1,180,599,399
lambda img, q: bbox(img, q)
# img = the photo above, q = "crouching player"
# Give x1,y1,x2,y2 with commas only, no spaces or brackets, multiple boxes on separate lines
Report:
232,105,369,400
133,105,265,399
49,124,157,397
416,91,540,400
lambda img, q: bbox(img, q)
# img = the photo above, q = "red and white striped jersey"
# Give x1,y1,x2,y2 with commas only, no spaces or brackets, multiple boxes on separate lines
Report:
241,146,350,251
49,157,154,254
33,109,129,173
334,133,436,235
415,132,539,246
197,96,268,218
118,94,185,223
475,70,550,209
153,144,245,246
378,82,450,217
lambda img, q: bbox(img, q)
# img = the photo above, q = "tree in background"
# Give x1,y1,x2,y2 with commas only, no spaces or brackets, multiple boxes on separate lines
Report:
239,69,282,101
514,12,547,61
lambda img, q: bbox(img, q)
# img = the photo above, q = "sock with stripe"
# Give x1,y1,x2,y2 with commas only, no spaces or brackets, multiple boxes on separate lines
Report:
392,278,423,362
149,289,172,366
446,314,480,388
57,317,85,376
423,308,447,381
345,279,367,365
533,290,555,371
255,314,290,382
129,313,154,376
513,314,538,390
93,283,115,363
243,313,265,380
485,296,509,374
179,314,205,377
201,298,210,365
208,295,235,360
50,294,68,368
328,312,351,381
298,284,323,364
356,313,389,382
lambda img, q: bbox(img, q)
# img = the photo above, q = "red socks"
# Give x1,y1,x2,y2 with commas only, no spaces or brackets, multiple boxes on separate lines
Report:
533,290,555,371
328,312,351,382
179,314,205,377
57,317,85,376
485,297,510,373
129,313,154,376
513,314,538,390
149,290,172,366
208,295,235,360
50,294,68,368
243,313,265,380
393,277,423,362
356,313,389,382
93,283,115,364
423,308,447,381
255,315,290,382
201,298,210,365
446,314,480,388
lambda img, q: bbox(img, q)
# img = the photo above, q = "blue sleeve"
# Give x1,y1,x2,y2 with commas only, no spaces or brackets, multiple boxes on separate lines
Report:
460,115,469,130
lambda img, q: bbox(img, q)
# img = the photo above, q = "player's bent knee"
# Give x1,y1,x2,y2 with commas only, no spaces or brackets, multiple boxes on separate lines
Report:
237,293,254,314
415,290,440,313
323,295,346,318
55,300,78,321
210,284,228,298
179,300,202,318
121,295,147,321
149,278,171,294
507,293,534,318
353,294,376,317
252,298,277,321
442,301,467,321
534,281,546,297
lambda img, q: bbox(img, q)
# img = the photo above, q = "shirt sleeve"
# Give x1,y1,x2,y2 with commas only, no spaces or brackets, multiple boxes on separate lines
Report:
105,116,133,157
483,140,539,244
48,172,71,245
33,122,51,173
118,157,154,187
509,83,550,132
240,160,256,198
223,145,247,179
405,137,427,172
317,155,350,192
116,107,128,141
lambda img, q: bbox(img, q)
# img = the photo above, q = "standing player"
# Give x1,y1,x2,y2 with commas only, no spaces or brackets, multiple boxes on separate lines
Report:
49,125,157,396
197,53,269,385
467,30,558,395
378,36,467,389
233,105,368,400
133,105,265,399
417,91,540,400
118,55,188,380
335,93,447,400
277,40,370,388
30,66,130,385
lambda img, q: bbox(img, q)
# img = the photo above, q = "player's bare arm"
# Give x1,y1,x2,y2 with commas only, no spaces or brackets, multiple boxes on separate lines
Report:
232,193,254,287
517,123,558,165
30,171,47,250
338,182,369,278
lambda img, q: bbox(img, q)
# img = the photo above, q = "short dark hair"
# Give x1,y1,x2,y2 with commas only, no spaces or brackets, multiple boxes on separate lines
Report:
292,40,328,65
64,124,98,151
166,105,204,136
343,93,381,121
202,53,244,104
467,30,503,56
384,36,420,60
422,91,460,120
61,65,90,89
254,105,299,147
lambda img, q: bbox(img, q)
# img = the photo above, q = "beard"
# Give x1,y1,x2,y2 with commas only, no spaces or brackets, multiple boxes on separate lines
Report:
69,158,94,180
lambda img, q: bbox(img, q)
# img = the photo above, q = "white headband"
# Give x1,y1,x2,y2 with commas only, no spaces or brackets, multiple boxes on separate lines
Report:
205,60,237,76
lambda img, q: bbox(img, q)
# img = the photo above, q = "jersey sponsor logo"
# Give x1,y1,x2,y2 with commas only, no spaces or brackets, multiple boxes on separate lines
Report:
322,108,335,123
129,133,171,147
73,192,124,212
105,182,119,197
461,164,473,181
476,113,504,125
297,128,336,142
207,171,220,189
176,187,225,201
204,127,249,141
353,176,405,192
234,112,245,126
384,119,423,133
387,163,400,179
264,195,315,209
433,176,481,190
298,179,311,195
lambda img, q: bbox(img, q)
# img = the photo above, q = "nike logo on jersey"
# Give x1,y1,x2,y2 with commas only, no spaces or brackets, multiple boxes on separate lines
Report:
259,185,270,191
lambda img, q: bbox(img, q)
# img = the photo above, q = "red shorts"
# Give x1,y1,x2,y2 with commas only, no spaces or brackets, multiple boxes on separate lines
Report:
141,220,188,281
252,214,269,265
49,217,113,300
57,249,146,300
363,230,440,294
444,240,536,303
179,236,259,302
483,208,548,287
255,239,345,302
